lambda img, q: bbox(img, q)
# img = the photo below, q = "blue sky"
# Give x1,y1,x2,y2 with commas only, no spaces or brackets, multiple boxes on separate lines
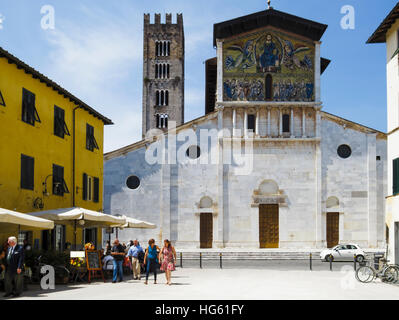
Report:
0,0,395,152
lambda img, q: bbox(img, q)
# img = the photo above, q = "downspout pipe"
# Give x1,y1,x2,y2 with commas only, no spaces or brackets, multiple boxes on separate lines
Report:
72,105,82,208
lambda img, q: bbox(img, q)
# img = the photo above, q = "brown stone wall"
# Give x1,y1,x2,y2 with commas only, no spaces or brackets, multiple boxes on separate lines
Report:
142,14,184,137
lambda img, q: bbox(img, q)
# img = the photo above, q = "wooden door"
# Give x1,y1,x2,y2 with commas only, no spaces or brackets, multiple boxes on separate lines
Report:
259,204,279,248
200,213,213,249
326,212,339,248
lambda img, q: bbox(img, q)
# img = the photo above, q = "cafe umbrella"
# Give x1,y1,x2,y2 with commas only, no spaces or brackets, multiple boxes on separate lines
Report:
28,207,126,250
0,208,55,235
111,215,156,239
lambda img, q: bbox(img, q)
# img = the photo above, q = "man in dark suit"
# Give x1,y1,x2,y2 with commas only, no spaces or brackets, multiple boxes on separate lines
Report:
4,236,24,298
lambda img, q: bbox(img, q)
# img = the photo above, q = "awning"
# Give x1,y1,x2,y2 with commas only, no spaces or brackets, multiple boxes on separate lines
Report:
28,207,126,228
0,208,54,232
112,216,156,229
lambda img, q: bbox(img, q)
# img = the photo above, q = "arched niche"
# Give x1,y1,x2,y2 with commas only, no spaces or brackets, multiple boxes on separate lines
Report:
252,179,287,207
199,196,213,209
195,196,217,216
259,180,279,195
326,196,339,209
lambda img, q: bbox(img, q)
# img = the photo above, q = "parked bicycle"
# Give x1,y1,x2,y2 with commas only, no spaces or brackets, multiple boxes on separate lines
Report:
355,258,398,283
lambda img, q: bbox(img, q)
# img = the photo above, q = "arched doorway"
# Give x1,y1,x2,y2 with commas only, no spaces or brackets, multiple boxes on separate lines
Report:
258,180,279,248
199,196,213,249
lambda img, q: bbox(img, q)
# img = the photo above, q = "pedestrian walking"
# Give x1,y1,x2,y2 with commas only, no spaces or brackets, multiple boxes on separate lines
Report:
159,239,176,285
144,239,159,285
127,240,144,280
3,236,24,297
110,239,125,283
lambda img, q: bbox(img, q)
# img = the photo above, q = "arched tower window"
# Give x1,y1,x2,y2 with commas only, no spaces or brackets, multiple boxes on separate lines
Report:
266,74,273,101
160,90,165,106
156,91,160,106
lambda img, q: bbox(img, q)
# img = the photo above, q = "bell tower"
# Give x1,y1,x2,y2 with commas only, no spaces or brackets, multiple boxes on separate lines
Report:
142,13,185,138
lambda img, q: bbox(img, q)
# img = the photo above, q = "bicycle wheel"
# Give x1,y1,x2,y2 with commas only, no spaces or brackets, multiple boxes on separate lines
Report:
355,266,375,283
382,266,398,283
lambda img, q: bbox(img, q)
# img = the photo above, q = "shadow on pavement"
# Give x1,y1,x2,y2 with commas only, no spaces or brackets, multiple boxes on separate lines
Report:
1,283,83,299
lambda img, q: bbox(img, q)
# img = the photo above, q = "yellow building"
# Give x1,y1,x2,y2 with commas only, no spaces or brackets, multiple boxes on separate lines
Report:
0,46,113,251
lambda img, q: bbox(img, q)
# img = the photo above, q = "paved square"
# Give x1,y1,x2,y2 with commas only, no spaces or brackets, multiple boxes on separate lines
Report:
6,267,399,300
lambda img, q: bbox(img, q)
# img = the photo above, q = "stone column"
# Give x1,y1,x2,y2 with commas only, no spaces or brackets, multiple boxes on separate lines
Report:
290,107,294,138
315,41,321,103
232,108,236,137
316,109,321,138
279,108,282,137
267,108,271,137
255,108,259,136
315,141,322,246
244,110,248,138
217,106,225,248
367,133,378,247
160,161,171,243
216,40,223,103
302,108,306,138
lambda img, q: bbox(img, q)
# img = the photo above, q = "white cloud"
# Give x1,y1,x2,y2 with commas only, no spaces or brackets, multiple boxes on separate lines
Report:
45,22,141,94
43,6,143,153
0,14,5,30
104,109,142,153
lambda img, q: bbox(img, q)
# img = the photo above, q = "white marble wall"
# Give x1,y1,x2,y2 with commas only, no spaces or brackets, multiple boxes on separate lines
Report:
103,111,386,249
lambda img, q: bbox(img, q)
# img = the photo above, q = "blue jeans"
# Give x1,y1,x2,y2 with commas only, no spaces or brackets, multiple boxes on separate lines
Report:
145,258,157,282
112,259,123,282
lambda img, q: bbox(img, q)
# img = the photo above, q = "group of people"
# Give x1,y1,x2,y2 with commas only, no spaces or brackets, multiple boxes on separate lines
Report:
106,238,176,285
0,235,177,298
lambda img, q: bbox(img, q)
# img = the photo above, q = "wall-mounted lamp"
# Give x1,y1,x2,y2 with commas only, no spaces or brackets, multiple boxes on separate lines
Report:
33,197,44,210
42,174,61,197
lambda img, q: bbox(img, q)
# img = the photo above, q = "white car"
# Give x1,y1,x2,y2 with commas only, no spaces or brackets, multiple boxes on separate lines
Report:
320,244,366,262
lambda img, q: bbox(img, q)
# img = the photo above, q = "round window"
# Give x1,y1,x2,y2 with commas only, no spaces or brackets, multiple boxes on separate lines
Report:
186,145,201,159
337,145,352,159
126,175,140,189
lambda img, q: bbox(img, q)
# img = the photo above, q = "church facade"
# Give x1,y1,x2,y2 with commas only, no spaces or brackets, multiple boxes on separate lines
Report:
104,8,387,249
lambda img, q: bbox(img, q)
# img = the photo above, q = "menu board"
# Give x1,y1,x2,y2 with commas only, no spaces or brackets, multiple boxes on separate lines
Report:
85,250,102,271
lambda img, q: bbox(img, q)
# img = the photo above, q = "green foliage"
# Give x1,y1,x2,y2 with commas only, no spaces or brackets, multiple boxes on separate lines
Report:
24,250,70,268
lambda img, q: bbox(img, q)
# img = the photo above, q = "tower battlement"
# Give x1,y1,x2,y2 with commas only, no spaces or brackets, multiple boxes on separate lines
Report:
144,13,183,26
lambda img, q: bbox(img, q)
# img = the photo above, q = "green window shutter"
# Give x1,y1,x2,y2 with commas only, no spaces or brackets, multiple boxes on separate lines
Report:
0,90,5,106
394,158,399,195
21,154,34,190
53,164,63,195
22,88,40,125
93,177,99,203
83,173,88,200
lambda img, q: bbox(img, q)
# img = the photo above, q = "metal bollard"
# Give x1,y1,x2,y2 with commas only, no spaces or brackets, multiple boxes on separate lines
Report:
310,253,312,271
200,252,202,269
354,254,357,271
220,253,223,269
329,254,333,271
180,252,183,268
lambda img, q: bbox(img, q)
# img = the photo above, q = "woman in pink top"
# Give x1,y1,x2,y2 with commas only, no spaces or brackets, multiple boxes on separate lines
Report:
159,239,176,285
